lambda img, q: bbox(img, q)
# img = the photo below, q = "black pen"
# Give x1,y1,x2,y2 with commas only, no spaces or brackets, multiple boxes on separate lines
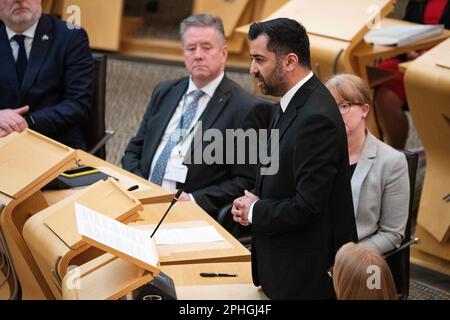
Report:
200,272,238,277
127,185,139,191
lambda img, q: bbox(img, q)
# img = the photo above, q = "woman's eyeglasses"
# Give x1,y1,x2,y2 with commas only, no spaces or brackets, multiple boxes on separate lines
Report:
337,102,364,114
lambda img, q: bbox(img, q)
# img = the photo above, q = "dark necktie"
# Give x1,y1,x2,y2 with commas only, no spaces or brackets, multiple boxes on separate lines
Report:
272,102,283,129
267,102,283,156
12,34,28,86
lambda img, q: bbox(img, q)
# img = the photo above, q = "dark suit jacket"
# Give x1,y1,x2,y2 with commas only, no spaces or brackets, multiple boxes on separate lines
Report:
122,76,274,215
0,14,94,148
251,75,358,299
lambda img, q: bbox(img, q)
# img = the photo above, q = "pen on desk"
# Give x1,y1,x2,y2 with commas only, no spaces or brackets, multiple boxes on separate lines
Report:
200,272,238,277
127,185,139,191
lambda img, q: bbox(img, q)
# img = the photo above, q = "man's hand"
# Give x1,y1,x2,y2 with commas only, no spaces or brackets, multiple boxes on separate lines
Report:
0,106,30,135
231,190,259,226
178,191,192,201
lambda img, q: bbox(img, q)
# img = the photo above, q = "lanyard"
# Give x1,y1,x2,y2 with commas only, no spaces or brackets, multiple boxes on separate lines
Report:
176,94,208,147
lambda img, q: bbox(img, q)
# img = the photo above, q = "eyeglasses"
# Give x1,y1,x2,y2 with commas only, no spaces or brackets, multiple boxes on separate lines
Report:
337,102,363,114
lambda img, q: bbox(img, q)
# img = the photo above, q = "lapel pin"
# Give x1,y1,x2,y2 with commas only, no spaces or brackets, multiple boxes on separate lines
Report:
42,35,49,41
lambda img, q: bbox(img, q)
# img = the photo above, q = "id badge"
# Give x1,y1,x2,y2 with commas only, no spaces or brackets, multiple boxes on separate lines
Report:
165,162,188,183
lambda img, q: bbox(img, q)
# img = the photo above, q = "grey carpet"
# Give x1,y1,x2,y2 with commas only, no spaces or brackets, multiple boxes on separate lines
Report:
409,280,450,300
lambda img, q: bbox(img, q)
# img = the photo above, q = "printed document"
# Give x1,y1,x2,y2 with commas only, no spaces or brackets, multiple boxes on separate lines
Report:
75,203,159,267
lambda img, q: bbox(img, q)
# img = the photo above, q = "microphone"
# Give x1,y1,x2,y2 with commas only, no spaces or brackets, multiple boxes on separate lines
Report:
150,189,183,238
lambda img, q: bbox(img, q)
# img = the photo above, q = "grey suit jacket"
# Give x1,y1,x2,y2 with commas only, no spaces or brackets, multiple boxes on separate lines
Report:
351,132,410,254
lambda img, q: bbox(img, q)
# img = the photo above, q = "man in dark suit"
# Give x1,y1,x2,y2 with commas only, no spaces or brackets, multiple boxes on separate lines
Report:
0,0,94,148
231,18,358,299
122,14,273,216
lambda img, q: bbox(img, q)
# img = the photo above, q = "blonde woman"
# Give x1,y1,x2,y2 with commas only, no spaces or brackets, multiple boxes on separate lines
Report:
332,242,397,300
326,74,409,254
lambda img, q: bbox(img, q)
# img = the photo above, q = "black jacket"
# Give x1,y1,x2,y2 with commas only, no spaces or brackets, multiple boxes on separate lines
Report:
0,15,94,149
122,76,274,215
251,75,358,299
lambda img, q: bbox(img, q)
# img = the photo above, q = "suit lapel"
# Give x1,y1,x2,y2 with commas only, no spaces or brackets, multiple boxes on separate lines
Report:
0,23,21,100
275,74,320,144
256,103,297,194
142,79,187,173
256,75,320,194
20,15,53,98
351,132,377,216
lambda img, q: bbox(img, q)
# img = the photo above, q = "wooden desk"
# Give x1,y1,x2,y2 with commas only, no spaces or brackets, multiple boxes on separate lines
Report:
350,18,450,85
404,38,450,275
21,152,249,299
0,136,171,300
42,150,173,206
61,254,155,300
18,149,171,299
57,201,251,299
398,61,412,73
162,262,267,300
77,150,173,204
131,202,250,265
349,18,450,136
42,0,54,13
62,256,263,300
0,130,78,300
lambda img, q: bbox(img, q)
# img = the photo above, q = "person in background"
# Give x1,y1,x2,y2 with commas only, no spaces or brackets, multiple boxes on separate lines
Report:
0,0,94,148
332,242,398,300
326,73,410,254
374,0,450,149
122,14,273,216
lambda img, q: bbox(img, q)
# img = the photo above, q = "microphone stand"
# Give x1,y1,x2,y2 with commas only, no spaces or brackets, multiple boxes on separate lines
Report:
150,189,183,238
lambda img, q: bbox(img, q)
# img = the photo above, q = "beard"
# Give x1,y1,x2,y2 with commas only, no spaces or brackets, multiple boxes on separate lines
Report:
9,6,41,27
255,62,286,97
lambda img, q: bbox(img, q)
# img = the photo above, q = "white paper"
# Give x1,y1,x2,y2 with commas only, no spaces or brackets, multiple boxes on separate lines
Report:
154,225,224,245
75,203,158,267
364,24,444,46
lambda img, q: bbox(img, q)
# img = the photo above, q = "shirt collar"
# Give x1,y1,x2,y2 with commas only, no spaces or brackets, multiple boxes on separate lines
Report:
279,71,314,112
187,72,225,98
5,19,39,41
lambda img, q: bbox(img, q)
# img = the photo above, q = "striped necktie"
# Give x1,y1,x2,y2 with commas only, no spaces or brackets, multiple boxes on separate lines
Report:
149,89,204,185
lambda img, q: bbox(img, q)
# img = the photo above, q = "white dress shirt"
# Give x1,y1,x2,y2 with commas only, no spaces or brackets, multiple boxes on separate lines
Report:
248,71,314,223
149,73,225,195
5,20,39,61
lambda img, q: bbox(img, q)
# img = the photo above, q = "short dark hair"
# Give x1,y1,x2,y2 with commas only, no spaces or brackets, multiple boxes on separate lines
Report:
248,18,311,69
